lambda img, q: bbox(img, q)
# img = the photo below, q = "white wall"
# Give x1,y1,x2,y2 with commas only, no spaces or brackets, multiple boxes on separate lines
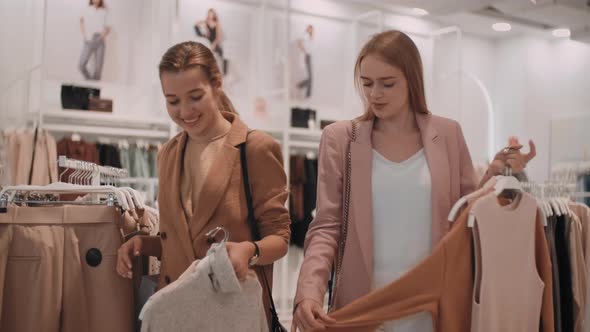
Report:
493,36,590,181
459,35,496,164
0,0,44,128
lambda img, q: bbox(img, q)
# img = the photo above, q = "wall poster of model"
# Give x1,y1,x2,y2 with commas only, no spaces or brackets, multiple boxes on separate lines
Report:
79,0,111,81
44,0,151,85
180,0,255,100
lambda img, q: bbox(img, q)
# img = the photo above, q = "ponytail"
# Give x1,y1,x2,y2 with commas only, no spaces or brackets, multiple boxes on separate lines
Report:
217,90,237,114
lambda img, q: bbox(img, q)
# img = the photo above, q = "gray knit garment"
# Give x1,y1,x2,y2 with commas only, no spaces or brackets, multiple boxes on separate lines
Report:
139,242,268,332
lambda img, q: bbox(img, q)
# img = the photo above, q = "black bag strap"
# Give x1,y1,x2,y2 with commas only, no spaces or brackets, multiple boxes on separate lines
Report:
238,137,282,324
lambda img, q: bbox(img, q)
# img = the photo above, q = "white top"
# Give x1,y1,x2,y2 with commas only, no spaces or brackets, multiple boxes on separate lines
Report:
301,33,314,56
83,6,108,36
372,148,433,332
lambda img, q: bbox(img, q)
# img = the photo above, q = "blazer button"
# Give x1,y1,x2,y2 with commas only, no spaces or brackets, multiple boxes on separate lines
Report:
160,232,167,240
165,275,171,284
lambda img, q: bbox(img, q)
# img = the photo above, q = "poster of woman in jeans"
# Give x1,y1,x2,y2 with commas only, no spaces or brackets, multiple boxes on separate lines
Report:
296,24,314,99
79,0,111,80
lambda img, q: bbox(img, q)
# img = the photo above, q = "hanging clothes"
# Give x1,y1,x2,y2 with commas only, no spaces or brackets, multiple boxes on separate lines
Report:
139,241,268,332
546,215,563,332
566,212,586,332
0,133,11,187
470,193,545,332
555,214,575,331
322,195,554,332
289,155,318,248
0,205,134,332
3,129,58,186
97,143,122,168
57,138,100,181
568,202,590,330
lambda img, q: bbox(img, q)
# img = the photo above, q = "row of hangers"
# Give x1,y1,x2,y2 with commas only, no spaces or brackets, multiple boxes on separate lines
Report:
522,182,578,218
0,156,146,213
449,165,589,228
551,161,590,184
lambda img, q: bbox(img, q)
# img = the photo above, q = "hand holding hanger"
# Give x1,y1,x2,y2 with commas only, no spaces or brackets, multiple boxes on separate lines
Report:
490,137,536,175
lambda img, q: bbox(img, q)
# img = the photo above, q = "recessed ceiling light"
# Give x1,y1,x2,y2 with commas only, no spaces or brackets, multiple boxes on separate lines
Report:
411,8,429,16
552,28,571,37
492,22,512,32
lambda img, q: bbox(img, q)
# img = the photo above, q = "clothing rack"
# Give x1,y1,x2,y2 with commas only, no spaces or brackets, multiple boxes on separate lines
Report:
58,155,128,186
550,161,590,182
522,181,590,199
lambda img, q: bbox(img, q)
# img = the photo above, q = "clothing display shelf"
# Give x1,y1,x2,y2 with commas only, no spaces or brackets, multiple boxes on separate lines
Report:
35,110,175,140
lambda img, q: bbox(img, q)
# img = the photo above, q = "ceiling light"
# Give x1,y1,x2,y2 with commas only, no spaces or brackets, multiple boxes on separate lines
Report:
492,22,512,32
411,8,429,16
552,28,571,38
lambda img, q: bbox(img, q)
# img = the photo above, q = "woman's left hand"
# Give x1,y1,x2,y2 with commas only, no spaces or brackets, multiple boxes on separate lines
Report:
490,137,536,175
226,241,256,281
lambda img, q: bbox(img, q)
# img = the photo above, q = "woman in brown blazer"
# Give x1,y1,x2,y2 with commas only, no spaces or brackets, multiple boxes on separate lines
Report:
115,41,291,325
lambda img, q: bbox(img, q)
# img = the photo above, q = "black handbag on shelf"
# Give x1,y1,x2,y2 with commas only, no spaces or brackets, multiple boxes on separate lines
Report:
290,107,316,128
61,84,100,110
239,134,288,332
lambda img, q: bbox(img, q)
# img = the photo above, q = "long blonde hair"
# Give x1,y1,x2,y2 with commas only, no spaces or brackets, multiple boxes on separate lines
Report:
158,41,236,114
354,30,429,120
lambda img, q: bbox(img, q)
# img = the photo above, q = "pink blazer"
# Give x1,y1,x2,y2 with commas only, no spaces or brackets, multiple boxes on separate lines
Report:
294,112,491,310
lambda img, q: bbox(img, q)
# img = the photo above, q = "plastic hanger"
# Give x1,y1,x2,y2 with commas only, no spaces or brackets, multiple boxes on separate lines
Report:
448,176,497,222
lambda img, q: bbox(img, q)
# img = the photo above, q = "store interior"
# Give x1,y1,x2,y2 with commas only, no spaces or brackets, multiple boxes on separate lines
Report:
1,0,590,327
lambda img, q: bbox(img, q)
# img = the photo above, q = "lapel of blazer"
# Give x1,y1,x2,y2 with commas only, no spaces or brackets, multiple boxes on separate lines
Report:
187,113,248,241
349,119,375,278
416,112,450,246
167,131,196,262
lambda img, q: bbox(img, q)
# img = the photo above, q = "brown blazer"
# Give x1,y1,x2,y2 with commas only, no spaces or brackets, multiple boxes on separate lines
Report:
295,112,492,310
156,112,290,312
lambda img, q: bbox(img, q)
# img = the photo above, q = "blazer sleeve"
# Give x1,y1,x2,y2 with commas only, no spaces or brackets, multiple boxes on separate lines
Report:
246,132,291,244
536,209,555,332
294,123,347,308
454,121,478,196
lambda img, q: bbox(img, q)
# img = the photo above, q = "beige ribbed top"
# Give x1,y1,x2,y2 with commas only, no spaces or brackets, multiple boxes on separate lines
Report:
180,131,229,222
471,192,545,332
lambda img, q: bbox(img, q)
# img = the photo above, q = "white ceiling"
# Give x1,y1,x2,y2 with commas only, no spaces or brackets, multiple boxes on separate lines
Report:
337,0,590,40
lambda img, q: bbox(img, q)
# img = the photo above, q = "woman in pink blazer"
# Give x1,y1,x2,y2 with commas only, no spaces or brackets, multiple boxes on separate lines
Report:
291,30,536,332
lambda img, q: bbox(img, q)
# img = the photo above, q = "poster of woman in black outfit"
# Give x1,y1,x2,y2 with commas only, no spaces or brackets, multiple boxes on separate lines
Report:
194,8,228,75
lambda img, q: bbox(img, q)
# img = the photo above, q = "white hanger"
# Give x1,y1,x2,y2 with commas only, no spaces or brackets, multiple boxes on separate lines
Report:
494,175,522,196
448,176,497,222
550,198,562,216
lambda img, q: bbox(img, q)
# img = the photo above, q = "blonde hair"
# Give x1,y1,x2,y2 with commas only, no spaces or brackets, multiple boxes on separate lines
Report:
354,30,429,120
158,41,236,114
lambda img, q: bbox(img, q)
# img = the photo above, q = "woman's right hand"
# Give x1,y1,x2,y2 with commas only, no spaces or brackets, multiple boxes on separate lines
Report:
116,235,143,279
291,299,335,332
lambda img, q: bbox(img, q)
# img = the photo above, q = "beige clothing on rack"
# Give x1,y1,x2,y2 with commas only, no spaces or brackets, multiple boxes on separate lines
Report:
30,130,58,185
569,202,590,331
471,192,547,332
4,129,58,186
568,212,587,332
0,205,134,332
180,132,229,222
